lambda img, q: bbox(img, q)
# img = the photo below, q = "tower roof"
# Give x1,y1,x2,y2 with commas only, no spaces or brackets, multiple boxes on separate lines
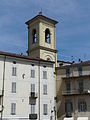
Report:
25,14,58,25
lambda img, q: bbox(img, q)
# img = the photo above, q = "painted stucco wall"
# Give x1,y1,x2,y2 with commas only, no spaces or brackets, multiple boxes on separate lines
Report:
0,56,55,120
56,65,90,120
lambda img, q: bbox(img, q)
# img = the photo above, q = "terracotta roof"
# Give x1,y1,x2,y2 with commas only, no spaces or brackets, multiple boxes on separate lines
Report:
77,60,90,65
0,51,54,64
25,14,58,25
57,60,72,64
56,60,90,69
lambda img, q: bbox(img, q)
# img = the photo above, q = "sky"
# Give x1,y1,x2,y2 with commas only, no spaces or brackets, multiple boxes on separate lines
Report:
0,0,90,62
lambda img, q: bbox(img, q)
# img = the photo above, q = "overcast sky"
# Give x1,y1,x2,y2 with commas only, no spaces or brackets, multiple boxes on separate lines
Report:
0,0,90,62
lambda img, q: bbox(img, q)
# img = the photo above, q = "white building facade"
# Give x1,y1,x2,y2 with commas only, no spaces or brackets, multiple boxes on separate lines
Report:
0,52,55,120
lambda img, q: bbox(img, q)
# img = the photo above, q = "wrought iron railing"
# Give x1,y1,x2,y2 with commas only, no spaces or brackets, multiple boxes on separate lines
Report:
62,89,90,95
29,114,37,119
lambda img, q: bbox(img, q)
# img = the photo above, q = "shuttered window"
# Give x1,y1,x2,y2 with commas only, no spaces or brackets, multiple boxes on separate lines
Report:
12,82,16,93
43,104,48,115
12,67,17,76
31,104,35,114
31,70,35,78
31,84,35,92
43,71,47,79
78,67,82,76
66,82,71,93
11,103,16,115
43,85,47,95
65,101,73,113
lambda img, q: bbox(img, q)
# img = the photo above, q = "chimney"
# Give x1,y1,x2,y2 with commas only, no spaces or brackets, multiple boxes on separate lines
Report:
72,61,75,64
78,58,82,63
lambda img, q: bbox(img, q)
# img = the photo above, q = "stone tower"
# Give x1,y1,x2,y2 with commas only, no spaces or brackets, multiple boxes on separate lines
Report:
25,14,58,65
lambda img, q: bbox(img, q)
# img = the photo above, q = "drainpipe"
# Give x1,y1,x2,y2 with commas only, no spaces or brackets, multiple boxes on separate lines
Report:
38,60,40,120
55,53,57,120
1,55,6,120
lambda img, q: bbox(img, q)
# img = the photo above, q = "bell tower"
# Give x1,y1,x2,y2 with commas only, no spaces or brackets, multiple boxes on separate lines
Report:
25,14,58,64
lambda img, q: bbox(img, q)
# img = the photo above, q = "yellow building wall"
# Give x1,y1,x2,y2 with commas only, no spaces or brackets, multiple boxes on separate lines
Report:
39,21,56,50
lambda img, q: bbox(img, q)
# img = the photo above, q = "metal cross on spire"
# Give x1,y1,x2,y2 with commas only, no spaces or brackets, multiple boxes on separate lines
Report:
38,8,42,15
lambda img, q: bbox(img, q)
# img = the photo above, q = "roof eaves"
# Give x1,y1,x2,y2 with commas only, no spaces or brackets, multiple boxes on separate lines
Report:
25,15,58,25
0,51,54,64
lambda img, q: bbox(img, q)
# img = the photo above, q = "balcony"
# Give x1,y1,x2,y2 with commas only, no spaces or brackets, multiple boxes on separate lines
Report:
29,92,38,99
29,114,37,119
65,112,72,117
29,99,36,105
62,89,90,96
62,72,90,79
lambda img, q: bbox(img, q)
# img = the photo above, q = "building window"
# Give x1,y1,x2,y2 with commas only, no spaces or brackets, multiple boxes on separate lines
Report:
43,71,47,79
66,82,71,93
66,68,70,77
45,29,50,43
31,70,35,78
31,84,35,92
31,104,35,114
43,104,48,115
65,101,73,113
78,80,83,92
43,85,47,95
78,67,82,76
12,82,16,93
11,103,16,115
78,100,87,112
32,29,37,43
12,67,17,76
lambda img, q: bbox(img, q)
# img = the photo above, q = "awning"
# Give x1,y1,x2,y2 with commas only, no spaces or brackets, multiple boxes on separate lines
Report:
64,117,74,120
77,117,88,120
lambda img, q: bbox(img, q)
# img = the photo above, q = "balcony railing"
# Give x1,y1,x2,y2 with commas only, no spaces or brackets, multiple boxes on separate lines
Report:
65,112,72,117
29,92,38,99
62,72,90,79
62,89,90,95
29,114,37,119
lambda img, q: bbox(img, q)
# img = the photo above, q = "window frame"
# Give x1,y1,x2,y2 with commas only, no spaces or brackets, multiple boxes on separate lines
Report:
11,103,16,115
31,104,35,114
31,70,35,78
78,80,83,92
66,82,71,93
65,101,73,113
78,67,82,76
32,29,37,44
66,68,70,77
43,104,48,115
43,85,47,95
78,100,87,112
45,29,50,44
43,71,47,79
31,84,35,92
12,82,16,93
12,67,17,76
